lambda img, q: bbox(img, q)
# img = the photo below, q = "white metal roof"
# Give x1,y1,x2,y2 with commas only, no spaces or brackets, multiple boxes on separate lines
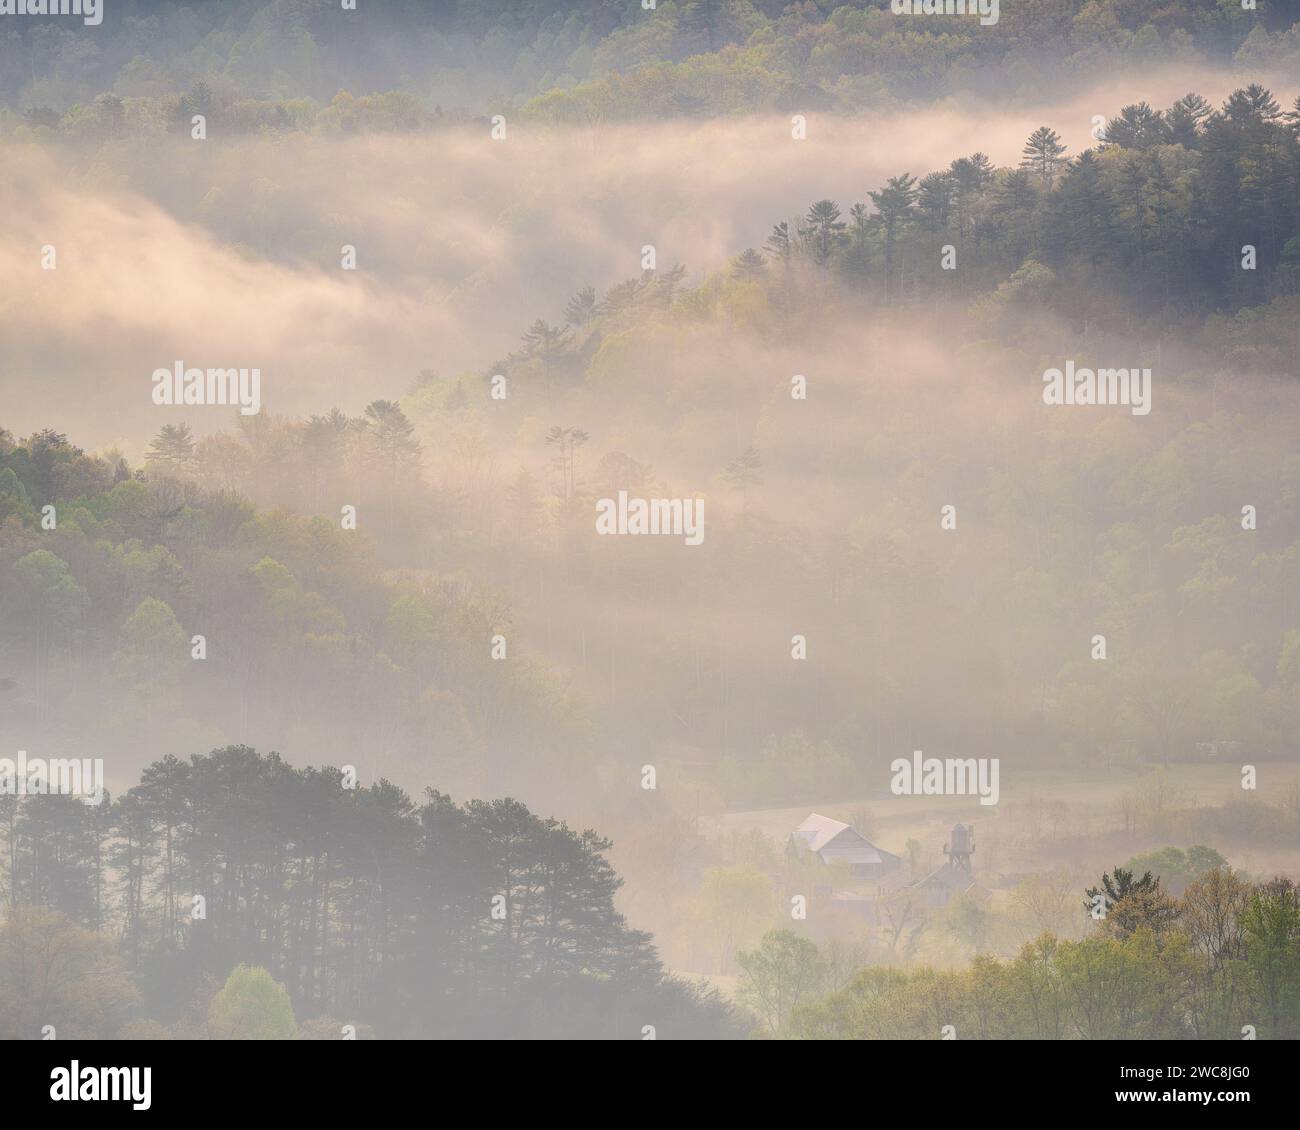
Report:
792,813,901,866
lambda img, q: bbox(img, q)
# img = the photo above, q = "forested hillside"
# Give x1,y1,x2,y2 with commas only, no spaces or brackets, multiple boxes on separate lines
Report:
4,86,1299,812
4,0,1300,127
2,1,1298,1048
0,423,586,804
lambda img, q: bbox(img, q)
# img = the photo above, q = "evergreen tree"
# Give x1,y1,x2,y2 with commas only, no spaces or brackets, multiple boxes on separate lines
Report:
1021,125,1067,187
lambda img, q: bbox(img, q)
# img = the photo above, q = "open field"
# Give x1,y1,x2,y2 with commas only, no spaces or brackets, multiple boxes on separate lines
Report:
707,760,1300,883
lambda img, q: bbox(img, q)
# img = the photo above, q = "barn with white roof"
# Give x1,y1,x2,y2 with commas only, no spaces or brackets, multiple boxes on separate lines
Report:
788,813,902,880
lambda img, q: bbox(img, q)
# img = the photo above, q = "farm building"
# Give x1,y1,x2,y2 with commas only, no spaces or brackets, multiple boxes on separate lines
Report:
913,823,978,906
788,813,902,880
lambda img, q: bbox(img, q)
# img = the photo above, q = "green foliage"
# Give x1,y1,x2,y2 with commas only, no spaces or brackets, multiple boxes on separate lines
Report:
12,550,88,637
736,929,830,1035
208,965,298,1040
523,3,1300,124
1085,867,1181,939
791,886,1300,1040
1122,846,1228,893
113,597,188,689
1240,878,1300,1039
7,4,1300,131
0,466,31,523
789,867,1293,1040
689,865,777,975
0,424,588,792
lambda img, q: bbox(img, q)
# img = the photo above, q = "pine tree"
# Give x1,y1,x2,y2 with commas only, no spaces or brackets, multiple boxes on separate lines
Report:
764,221,793,261
1020,126,1067,187
1103,102,1169,151
145,424,197,475
799,199,847,267
562,285,598,327
730,248,767,280
1166,93,1211,147
868,174,919,299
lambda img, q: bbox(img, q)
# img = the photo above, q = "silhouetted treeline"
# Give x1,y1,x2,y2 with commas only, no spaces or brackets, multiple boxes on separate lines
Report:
736,87,1300,318
0,746,737,1039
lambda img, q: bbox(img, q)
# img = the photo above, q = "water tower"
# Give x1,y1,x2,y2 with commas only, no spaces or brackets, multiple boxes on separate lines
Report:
944,823,975,875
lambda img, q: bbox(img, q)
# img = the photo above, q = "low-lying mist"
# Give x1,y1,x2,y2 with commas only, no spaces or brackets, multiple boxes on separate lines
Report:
4,62,1292,450
4,60,1299,999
